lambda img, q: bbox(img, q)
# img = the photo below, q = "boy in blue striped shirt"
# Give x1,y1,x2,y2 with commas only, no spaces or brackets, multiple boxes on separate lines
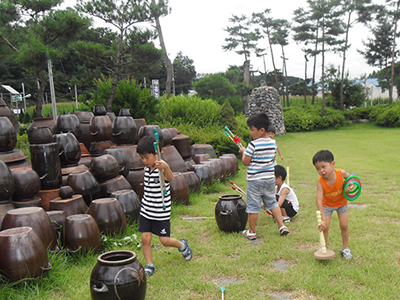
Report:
239,113,289,240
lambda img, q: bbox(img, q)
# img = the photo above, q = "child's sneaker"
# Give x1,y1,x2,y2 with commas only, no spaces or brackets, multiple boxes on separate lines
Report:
282,216,291,223
341,248,353,260
144,264,156,276
179,238,193,261
279,225,290,236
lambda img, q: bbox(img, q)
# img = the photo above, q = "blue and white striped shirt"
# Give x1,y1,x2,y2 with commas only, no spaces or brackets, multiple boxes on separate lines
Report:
140,166,171,221
244,137,276,180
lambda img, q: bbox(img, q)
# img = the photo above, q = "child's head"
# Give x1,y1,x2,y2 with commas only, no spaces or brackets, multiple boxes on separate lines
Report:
312,150,334,165
274,165,287,181
247,113,269,139
267,126,276,139
137,135,157,167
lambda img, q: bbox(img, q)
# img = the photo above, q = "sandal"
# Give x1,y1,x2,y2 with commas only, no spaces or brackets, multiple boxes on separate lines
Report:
144,264,156,276
242,229,257,240
279,225,289,236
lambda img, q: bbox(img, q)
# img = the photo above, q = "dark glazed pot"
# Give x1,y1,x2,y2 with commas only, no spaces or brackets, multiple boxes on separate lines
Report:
0,117,17,152
138,125,163,147
63,214,101,254
98,175,131,198
27,117,56,143
191,144,217,158
72,111,94,151
104,148,129,178
215,194,248,233
50,194,88,216
54,132,81,167
170,173,190,205
56,113,81,140
88,198,127,235
112,109,138,145
1,207,58,251
90,250,146,300
93,105,107,116
0,160,15,203
182,171,201,193
161,128,173,146
219,156,235,177
90,115,112,142
110,145,144,170
209,158,226,182
0,227,51,282
110,189,141,224
67,170,101,206
192,153,210,164
172,134,191,159
90,141,113,157
11,196,42,208
125,169,145,196
90,154,120,183
192,164,213,185
220,154,239,176
30,142,62,190
162,145,187,173
27,126,54,145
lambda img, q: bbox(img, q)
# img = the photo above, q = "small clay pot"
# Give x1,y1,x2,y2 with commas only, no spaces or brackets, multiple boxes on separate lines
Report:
110,189,141,224
0,116,17,152
56,113,81,140
67,170,101,206
138,125,163,147
59,185,74,199
215,194,248,233
54,132,81,167
50,194,87,216
90,154,120,183
11,168,41,201
27,126,54,145
98,175,132,198
104,148,130,178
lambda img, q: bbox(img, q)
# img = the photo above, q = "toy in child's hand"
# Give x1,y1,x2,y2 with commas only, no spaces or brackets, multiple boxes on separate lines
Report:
343,174,362,201
153,128,167,210
224,126,244,149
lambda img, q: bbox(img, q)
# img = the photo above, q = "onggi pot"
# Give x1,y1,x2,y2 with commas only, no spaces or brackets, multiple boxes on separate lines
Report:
90,250,146,300
215,194,248,233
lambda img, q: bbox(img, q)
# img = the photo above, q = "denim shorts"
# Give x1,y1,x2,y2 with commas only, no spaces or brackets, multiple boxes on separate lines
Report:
246,178,278,213
323,204,349,217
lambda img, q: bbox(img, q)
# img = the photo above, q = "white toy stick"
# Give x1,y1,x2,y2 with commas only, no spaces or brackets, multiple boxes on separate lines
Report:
287,166,290,186
316,211,326,254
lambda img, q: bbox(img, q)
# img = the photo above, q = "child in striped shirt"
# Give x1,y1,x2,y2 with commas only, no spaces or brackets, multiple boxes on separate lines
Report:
137,136,192,276
239,113,289,240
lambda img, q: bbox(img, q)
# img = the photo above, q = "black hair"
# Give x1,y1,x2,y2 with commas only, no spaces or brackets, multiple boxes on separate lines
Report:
246,113,270,131
274,165,287,181
137,135,156,155
312,150,334,165
267,126,275,133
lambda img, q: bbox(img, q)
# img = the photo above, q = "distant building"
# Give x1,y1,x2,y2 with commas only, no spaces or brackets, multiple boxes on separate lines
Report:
362,78,398,102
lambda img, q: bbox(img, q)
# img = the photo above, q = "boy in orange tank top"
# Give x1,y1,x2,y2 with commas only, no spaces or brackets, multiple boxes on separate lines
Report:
312,150,354,260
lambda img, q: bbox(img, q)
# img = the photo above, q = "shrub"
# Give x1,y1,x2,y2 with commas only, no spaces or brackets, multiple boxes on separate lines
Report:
219,100,238,131
375,102,400,127
344,106,373,120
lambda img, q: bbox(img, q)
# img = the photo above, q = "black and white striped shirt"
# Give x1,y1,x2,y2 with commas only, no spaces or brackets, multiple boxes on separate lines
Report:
140,166,171,221
244,137,276,180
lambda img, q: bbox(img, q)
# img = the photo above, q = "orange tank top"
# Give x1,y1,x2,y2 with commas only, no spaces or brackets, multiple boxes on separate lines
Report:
318,169,347,207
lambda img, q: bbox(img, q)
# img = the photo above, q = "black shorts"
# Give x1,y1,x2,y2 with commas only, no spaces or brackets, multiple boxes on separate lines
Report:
276,195,298,218
138,216,171,237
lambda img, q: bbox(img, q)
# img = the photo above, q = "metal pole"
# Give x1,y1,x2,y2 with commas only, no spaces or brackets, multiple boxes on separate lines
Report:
74,85,78,109
47,59,57,121
22,83,26,111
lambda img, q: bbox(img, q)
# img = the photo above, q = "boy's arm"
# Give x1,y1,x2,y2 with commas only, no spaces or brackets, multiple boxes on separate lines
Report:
277,187,290,207
341,169,354,193
239,147,251,166
276,143,283,160
316,181,327,231
156,159,173,182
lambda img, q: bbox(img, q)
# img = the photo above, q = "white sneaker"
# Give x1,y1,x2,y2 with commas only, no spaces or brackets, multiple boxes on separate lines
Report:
341,248,353,260
282,216,291,223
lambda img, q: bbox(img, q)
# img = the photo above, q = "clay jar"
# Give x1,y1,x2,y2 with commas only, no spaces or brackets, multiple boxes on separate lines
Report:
63,214,101,254
161,128,173,146
191,144,217,158
30,142,62,190
26,117,56,143
112,108,138,145
90,106,112,142
110,189,141,224
88,198,127,235
215,194,248,233
170,173,190,205
54,132,81,167
0,160,15,203
98,175,131,198
162,145,187,173
104,148,129,178
111,145,144,171
191,163,213,185
1,207,58,251
56,113,81,140
0,227,51,282
138,125,163,147
90,154,120,183
181,171,201,193
67,170,101,206
90,250,146,300
50,194,87,217
0,116,17,152
28,126,54,145
72,111,94,151
220,154,239,176
172,134,191,159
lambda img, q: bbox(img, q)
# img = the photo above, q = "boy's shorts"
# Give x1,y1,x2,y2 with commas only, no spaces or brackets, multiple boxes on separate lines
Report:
138,216,171,237
276,195,298,218
323,205,349,217
246,178,278,213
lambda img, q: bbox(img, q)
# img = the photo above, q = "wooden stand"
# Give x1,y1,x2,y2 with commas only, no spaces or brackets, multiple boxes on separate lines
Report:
314,211,335,260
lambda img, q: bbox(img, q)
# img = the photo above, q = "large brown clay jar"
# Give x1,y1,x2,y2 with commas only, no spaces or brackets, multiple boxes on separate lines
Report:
88,198,127,235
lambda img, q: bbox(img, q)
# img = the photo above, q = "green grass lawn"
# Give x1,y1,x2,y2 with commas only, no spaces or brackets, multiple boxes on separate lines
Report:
1,122,400,299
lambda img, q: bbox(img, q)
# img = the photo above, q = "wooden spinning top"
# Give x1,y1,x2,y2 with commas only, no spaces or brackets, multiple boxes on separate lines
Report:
314,211,335,260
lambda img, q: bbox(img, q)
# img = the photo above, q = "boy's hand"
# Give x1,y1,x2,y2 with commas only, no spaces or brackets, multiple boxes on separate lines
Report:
345,182,354,193
318,221,326,231
280,155,284,161
239,147,245,154
156,159,169,170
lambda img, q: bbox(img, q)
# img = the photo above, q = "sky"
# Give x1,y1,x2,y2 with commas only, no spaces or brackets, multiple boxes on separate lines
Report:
63,0,387,80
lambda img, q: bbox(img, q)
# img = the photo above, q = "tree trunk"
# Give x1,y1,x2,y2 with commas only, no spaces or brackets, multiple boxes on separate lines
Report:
35,70,45,119
267,32,280,92
281,46,289,107
321,27,326,117
243,60,250,86
304,55,308,104
311,32,319,105
389,1,399,105
107,26,124,112
340,11,352,111
152,0,172,98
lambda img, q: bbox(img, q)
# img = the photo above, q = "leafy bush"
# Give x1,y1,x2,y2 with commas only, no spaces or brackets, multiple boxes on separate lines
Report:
375,102,400,127
369,104,389,122
16,132,30,159
344,106,373,120
90,76,159,122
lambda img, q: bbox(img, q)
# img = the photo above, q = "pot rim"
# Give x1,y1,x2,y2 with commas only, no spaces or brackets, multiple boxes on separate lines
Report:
97,250,137,266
